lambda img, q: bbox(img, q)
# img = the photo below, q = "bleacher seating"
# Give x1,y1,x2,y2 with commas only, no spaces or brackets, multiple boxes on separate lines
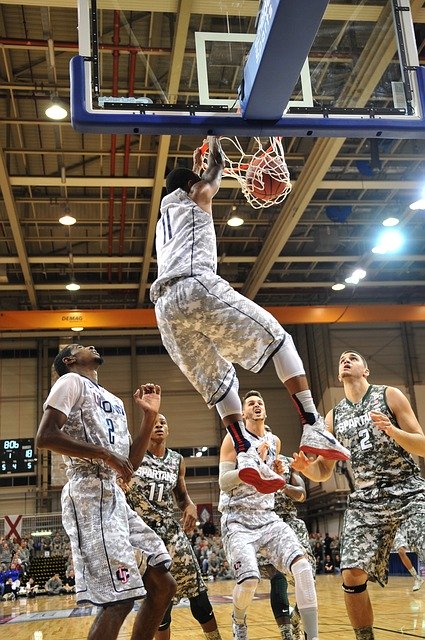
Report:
27,556,66,594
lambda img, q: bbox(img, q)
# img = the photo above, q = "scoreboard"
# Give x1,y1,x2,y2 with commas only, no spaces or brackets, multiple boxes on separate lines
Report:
0,438,37,474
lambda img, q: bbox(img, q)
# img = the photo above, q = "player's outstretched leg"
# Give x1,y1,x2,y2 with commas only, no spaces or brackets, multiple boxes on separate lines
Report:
272,338,350,461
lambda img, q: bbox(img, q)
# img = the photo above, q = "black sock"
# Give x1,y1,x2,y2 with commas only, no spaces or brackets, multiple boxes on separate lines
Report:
226,421,251,454
291,394,317,426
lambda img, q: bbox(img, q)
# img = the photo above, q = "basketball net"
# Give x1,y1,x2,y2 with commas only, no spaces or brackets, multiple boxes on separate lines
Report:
200,137,292,209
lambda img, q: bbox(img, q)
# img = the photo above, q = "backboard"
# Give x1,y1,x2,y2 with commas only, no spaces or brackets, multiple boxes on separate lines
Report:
71,0,425,138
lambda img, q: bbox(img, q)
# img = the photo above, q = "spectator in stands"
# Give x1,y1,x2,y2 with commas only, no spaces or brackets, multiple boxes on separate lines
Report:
0,542,12,566
45,572,63,596
25,576,39,598
324,533,332,557
323,554,335,575
62,568,76,594
32,537,42,558
218,560,233,581
16,541,30,571
334,553,341,575
5,562,21,592
52,533,64,557
2,578,16,600
207,553,220,581
202,516,216,537
330,535,340,559
42,538,51,557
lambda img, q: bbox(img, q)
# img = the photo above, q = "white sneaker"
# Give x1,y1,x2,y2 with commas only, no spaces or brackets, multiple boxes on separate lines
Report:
237,449,286,494
299,416,350,461
232,615,248,640
413,576,424,591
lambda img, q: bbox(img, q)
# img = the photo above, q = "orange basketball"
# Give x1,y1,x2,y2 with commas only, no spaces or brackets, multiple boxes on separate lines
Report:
245,155,290,202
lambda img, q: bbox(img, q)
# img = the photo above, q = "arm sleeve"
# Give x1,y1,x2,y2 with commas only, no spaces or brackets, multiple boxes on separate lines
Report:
219,461,242,492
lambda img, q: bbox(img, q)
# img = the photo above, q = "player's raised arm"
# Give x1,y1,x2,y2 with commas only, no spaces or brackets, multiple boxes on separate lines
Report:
129,383,161,469
190,136,224,212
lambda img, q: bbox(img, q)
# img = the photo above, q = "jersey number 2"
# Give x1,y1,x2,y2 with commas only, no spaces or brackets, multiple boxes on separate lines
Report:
106,418,115,445
358,428,373,451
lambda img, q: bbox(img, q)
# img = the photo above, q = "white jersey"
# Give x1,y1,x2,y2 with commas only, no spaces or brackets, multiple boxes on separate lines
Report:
43,372,129,480
150,188,217,302
219,428,278,530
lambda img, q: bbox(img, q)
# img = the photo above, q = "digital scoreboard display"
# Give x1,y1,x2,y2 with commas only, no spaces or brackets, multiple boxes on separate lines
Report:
0,438,37,474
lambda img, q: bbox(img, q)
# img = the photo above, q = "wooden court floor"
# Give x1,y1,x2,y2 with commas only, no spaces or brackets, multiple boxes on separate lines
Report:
1,575,424,639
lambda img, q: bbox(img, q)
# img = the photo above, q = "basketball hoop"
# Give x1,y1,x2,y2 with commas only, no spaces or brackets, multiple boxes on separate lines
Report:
199,137,292,209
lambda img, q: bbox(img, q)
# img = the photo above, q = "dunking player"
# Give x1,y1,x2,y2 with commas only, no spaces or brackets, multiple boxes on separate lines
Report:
36,344,176,640
392,524,424,591
293,350,425,640
219,390,318,640
126,413,222,640
150,135,349,494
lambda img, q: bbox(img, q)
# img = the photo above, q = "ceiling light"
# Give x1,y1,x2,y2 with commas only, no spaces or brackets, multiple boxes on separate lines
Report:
45,96,68,120
345,274,359,285
71,327,84,332
409,198,425,210
227,216,244,227
373,229,404,254
195,451,203,457
352,268,366,280
332,283,346,291
66,282,80,291
59,214,76,225
372,245,387,254
382,217,399,227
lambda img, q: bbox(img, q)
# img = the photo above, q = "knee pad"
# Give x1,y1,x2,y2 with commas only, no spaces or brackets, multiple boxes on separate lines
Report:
233,578,259,611
190,591,214,625
291,557,317,610
342,582,368,594
270,572,290,618
158,601,173,630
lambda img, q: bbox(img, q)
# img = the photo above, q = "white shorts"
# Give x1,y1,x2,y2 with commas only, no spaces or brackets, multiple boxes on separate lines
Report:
222,516,304,583
155,273,286,407
62,474,171,606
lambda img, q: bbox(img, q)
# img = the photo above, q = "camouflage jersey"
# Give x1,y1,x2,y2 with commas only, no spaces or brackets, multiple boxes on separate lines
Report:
43,372,129,481
219,428,278,530
333,384,421,494
150,188,217,303
127,449,182,538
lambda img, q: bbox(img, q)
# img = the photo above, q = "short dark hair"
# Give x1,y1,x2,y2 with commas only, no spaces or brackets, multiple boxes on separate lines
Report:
54,344,76,377
242,389,264,406
340,350,368,368
165,167,200,194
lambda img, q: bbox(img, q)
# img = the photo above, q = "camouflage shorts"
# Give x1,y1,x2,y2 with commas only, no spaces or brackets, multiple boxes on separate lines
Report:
155,273,286,407
62,477,171,606
341,485,425,586
163,525,206,602
258,516,315,580
392,520,425,558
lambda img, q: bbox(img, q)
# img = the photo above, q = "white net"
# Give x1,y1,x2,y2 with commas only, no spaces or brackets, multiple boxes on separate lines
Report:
204,137,292,209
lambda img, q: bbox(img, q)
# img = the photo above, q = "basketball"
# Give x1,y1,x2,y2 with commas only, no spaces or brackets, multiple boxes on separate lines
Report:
245,155,291,202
